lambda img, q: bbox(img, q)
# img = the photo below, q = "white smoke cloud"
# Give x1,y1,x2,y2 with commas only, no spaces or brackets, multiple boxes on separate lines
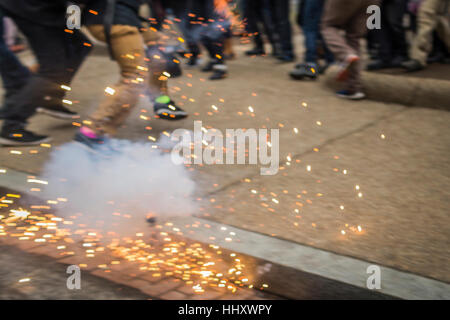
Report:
41,138,197,236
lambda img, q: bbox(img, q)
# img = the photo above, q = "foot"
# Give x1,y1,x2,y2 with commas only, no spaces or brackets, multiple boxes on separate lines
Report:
289,63,318,80
367,59,392,71
336,90,366,100
390,56,407,68
202,60,217,72
245,47,265,56
337,54,360,81
277,53,295,63
153,96,188,120
401,59,425,72
74,127,107,151
209,64,227,80
0,122,51,146
186,55,198,67
37,105,80,119
146,216,157,225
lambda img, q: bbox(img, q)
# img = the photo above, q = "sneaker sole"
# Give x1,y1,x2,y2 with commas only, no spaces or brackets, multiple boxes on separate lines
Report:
336,93,366,100
0,136,52,146
37,107,80,120
155,108,188,120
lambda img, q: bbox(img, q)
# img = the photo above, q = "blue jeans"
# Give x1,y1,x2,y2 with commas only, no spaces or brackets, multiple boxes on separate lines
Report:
300,0,333,64
0,8,30,102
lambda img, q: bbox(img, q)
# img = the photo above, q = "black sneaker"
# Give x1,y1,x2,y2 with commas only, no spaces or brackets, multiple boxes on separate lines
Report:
277,53,295,63
154,99,188,120
186,55,198,66
245,47,265,56
289,63,318,80
37,105,80,120
0,122,51,146
201,60,216,72
367,59,392,71
146,216,157,225
401,59,424,72
209,64,227,80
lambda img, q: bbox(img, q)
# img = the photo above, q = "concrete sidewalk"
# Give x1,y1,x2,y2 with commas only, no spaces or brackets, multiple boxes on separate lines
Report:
0,40,449,299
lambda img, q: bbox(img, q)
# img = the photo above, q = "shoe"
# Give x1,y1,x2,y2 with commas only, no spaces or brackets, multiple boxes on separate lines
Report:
245,47,265,56
37,105,80,119
337,54,360,81
390,56,407,68
367,59,392,71
209,64,227,80
336,90,366,100
0,122,51,146
289,63,318,80
277,53,295,63
186,55,198,66
401,59,424,72
154,98,188,120
202,60,216,72
74,127,107,151
146,216,157,225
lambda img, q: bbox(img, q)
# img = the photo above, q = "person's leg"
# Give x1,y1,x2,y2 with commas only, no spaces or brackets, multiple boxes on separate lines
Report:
83,25,147,136
243,0,264,53
0,14,90,145
378,0,395,62
302,0,323,64
321,0,361,62
435,7,450,54
36,27,91,118
261,0,279,55
1,16,84,124
388,0,408,62
0,9,30,106
272,0,294,60
409,0,441,66
345,4,370,93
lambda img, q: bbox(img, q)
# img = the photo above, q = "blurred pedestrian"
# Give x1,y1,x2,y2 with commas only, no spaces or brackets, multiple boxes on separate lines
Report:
268,0,294,62
321,0,381,100
0,8,30,110
367,0,409,70
290,0,334,80
0,0,91,146
182,0,229,80
241,0,278,56
402,0,450,71
75,0,188,150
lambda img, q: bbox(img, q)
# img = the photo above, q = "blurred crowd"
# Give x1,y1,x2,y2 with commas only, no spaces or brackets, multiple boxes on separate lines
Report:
0,0,448,147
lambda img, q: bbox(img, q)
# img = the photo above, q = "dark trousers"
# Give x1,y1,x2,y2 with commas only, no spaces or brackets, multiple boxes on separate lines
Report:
1,10,90,124
322,0,380,92
0,8,30,103
184,0,226,62
377,0,408,61
242,0,277,49
299,0,333,64
269,0,293,55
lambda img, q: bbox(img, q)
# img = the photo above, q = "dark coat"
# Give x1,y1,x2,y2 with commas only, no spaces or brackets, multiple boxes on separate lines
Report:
83,0,144,27
0,0,68,26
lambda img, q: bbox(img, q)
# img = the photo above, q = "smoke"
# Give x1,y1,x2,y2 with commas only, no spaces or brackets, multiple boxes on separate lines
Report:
41,137,197,237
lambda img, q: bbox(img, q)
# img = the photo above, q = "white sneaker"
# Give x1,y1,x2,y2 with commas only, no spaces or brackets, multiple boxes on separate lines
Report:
336,90,366,100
